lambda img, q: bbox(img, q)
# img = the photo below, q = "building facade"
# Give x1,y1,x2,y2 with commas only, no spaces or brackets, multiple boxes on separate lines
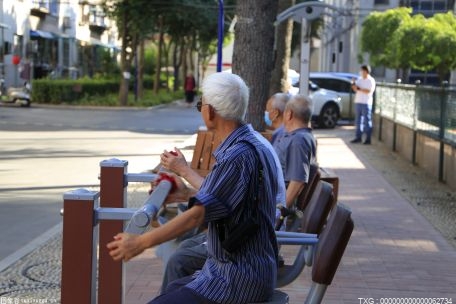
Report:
318,0,456,84
0,0,120,89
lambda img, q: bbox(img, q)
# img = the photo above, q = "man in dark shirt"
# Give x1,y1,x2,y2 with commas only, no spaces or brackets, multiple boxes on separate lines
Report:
272,94,317,208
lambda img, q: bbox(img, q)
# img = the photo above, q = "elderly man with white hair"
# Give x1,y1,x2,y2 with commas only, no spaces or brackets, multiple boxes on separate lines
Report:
107,72,279,304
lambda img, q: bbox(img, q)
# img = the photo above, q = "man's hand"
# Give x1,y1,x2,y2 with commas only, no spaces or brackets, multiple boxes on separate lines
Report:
107,233,144,262
160,148,188,175
150,172,191,204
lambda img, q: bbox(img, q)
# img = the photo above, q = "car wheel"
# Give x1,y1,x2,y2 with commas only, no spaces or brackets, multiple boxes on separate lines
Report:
319,103,339,128
19,99,31,107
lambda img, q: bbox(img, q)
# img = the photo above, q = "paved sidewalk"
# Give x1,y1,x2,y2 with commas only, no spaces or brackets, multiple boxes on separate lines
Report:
1,126,456,304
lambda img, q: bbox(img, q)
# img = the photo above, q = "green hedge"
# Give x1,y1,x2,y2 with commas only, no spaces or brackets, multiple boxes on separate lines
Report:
31,76,155,104
31,78,119,104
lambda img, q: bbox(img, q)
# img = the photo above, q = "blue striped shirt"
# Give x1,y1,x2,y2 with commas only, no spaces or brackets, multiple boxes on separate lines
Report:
187,124,279,303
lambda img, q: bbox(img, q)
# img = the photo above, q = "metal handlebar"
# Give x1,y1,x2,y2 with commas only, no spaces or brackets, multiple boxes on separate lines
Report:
125,179,172,234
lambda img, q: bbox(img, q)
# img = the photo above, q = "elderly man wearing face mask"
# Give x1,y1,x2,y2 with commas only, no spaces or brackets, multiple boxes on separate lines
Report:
264,92,289,145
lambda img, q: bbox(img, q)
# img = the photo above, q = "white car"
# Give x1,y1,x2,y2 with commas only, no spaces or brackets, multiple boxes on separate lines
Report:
309,72,359,120
290,81,342,129
224,68,342,128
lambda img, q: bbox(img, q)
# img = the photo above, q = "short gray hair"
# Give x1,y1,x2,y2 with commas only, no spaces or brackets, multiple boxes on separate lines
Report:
201,73,249,122
270,93,289,113
286,94,313,123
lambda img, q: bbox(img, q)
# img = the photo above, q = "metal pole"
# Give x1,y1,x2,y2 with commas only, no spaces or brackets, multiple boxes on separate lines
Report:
217,0,224,72
299,19,310,97
61,189,99,304
98,158,128,304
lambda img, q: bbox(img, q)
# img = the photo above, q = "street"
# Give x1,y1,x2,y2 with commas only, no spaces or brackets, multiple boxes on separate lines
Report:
0,102,204,261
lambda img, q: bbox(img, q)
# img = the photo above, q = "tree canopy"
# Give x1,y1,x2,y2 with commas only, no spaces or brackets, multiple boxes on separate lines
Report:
103,0,235,105
361,8,456,82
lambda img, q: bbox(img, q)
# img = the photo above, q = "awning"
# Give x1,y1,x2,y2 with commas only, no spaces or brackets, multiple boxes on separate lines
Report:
0,23,9,29
30,30,56,39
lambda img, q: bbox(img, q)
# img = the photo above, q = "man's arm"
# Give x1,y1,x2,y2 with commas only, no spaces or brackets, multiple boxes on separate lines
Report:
108,203,205,262
286,180,305,208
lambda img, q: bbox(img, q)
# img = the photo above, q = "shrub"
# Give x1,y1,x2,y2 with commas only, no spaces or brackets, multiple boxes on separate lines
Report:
32,78,119,104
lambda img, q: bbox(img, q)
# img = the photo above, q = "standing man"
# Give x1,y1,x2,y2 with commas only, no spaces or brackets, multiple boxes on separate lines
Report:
108,72,279,304
351,65,376,145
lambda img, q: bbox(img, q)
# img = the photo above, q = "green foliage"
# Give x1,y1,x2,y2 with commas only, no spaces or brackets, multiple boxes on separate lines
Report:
31,77,179,106
361,8,456,81
31,78,119,104
360,7,412,68
74,90,183,107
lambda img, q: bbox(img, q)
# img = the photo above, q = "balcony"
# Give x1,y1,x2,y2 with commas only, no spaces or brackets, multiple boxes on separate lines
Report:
31,1,59,18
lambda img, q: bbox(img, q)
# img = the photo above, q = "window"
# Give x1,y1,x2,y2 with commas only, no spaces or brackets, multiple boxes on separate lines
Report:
310,78,352,93
374,0,390,5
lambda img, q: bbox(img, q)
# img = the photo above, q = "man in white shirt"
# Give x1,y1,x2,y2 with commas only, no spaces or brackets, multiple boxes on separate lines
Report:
351,65,376,145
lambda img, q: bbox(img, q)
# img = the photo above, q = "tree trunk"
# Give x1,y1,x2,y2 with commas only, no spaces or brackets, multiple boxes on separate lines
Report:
154,16,164,94
118,8,130,106
137,40,145,99
232,0,279,131
163,38,172,92
270,0,295,95
173,40,184,92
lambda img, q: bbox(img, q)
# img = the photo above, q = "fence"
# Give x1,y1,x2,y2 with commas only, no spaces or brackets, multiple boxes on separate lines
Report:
375,82,456,144
374,83,456,189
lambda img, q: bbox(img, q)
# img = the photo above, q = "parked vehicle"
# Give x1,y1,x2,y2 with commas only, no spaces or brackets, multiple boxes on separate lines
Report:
290,81,342,129
309,72,358,119
0,80,31,107
223,68,342,128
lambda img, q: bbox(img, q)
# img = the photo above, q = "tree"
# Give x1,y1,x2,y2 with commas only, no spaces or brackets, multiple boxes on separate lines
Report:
360,7,412,79
394,12,456,82
232,0,279,130
104,0,157,105
270,0,295,95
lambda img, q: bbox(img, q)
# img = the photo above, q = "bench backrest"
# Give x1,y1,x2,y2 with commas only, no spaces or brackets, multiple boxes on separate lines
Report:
191,130,273,177
190,130,222,177
300,180,335,235
296,163,321,211
312,204,354,285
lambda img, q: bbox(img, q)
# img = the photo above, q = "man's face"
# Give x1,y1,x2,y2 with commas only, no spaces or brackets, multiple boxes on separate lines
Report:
198,96,213,129
266,98,278,121
360,69,368,78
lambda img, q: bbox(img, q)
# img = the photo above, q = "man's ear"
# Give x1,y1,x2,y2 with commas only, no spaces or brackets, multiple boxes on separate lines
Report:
284,109,292,121
208,104,216,121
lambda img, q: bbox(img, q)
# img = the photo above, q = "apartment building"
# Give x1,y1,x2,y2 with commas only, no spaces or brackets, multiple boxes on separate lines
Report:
0,0,120,89
318,0,455,84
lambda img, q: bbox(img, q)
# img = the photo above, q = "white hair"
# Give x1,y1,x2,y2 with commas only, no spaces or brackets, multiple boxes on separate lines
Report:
201,72,249,122
271,93,289,113
286,94,313,123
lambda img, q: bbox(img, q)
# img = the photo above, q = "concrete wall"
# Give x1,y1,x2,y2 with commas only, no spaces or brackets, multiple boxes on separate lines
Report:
374,114,456,190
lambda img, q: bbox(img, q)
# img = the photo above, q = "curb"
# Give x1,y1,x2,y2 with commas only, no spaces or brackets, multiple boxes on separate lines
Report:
0,222,62,273
30,99,184,111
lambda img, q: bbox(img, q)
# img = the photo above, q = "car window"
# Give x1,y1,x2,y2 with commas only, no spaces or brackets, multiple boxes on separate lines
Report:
310,78,352,93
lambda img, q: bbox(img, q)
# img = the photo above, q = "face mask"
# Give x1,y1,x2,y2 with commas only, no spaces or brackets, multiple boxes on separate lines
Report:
264,111,273,127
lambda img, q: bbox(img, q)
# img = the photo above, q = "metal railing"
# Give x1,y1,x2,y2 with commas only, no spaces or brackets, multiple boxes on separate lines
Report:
375,82,456,145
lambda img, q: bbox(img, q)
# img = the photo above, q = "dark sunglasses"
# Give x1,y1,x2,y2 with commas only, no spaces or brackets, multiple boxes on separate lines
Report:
196,97,208,112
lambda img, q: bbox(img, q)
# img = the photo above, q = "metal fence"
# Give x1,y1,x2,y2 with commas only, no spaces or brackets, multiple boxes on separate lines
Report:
375,83,456,145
